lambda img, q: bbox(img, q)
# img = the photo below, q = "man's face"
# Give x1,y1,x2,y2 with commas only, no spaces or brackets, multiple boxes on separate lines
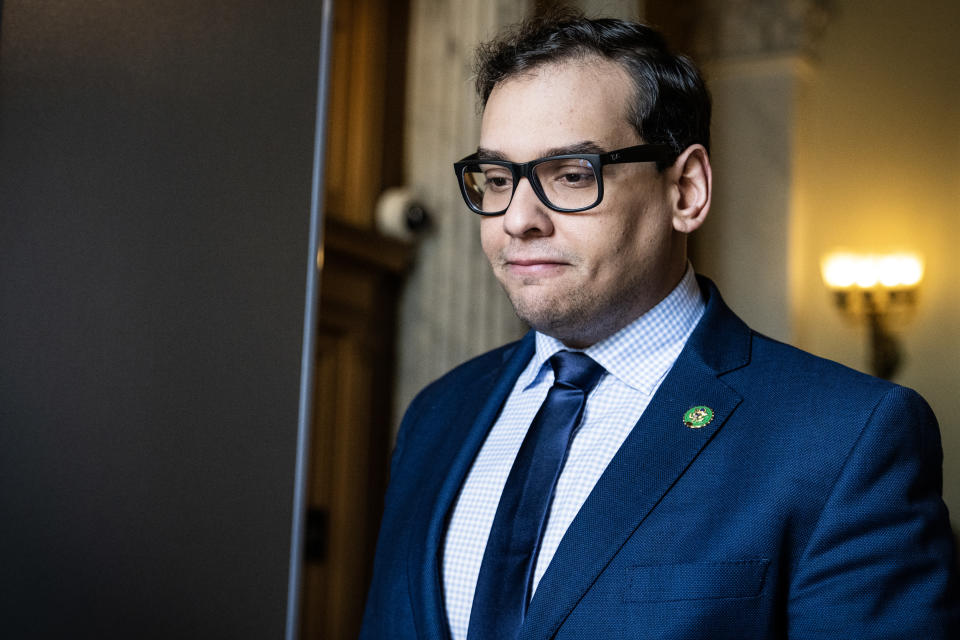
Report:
479,58,686,348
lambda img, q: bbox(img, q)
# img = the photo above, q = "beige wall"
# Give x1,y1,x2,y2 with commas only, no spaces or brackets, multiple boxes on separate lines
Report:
698,56,803,344
793,0,960,514
394,0,531,424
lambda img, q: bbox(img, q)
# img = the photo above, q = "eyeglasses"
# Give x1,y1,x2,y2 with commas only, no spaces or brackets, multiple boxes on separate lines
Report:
453,143,674,216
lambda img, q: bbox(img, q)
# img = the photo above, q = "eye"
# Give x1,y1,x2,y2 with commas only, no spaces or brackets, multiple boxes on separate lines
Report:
481,166,514,192
558,171,592,185
536,158,597,190
546,160,596,188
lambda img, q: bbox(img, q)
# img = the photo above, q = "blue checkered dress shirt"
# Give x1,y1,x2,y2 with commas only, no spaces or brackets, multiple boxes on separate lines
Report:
442,266,706,639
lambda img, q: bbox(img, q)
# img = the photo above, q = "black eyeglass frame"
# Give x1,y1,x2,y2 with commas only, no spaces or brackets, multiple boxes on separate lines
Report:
453,143,675,216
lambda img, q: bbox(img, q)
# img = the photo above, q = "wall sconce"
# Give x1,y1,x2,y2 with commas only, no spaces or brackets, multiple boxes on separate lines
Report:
821,252,924,380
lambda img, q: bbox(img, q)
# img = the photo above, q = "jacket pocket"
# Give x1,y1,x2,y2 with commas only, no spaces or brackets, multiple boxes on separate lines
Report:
623,559,769,603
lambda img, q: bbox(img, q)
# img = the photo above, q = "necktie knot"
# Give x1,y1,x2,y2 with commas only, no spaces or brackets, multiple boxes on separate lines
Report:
550,351,606,393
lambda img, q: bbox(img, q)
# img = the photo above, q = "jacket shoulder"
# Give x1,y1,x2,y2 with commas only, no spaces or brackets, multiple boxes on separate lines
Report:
392,334,532,460
744,330,901,397
411,336,530,406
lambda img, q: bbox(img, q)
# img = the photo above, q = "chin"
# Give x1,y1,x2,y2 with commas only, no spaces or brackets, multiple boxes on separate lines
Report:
512,299,586,339
510,290,630,347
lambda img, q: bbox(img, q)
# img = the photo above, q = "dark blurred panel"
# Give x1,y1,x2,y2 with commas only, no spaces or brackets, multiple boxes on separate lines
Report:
0,1,321,637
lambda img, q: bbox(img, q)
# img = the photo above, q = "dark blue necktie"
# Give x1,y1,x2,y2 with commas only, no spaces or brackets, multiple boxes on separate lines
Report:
467,350,606,640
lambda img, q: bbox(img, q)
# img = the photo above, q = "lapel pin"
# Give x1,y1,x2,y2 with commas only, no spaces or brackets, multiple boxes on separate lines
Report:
683,405,714,429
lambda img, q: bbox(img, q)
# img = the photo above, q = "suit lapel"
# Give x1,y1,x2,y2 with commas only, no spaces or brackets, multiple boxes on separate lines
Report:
522,279,751,640
407,333,536,639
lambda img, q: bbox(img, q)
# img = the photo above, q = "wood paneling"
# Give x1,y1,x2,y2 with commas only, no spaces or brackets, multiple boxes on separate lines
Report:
323,0,409,228
299,225,411,639
301,1,411,634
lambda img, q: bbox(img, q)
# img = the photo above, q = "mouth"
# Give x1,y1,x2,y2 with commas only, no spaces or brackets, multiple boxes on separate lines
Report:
502,257,570,278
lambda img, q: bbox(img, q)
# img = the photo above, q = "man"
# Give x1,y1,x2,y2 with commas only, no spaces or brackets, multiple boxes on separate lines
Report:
360,13,958,640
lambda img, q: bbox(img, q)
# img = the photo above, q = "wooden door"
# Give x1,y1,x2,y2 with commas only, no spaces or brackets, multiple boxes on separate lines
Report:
301,221,411,639
299,0,411,637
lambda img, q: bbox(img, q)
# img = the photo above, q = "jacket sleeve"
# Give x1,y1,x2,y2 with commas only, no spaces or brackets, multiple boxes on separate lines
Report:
788,385,959,638
358,388,430,640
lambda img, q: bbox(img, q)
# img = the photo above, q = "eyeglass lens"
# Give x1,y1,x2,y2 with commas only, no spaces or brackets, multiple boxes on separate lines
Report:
462,157,599,213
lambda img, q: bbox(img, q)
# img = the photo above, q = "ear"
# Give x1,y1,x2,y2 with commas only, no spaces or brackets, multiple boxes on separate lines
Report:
668,144,711,234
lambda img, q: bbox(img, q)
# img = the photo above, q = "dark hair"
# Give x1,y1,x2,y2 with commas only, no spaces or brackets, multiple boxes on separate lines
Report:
474,11,711,166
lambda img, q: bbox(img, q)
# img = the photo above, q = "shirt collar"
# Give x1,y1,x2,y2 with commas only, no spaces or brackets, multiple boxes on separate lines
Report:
523,265,705,395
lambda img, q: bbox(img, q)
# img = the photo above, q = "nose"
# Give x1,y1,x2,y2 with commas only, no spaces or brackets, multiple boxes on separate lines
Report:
501,177,554,238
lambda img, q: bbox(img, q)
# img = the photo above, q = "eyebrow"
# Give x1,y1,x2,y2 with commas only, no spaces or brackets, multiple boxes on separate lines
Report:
475,141,605,161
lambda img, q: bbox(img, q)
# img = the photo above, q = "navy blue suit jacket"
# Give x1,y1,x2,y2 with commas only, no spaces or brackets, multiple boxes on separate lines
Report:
361,278,958,639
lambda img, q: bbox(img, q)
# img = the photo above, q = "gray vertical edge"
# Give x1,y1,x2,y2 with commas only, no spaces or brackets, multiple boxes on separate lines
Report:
285,0,334,637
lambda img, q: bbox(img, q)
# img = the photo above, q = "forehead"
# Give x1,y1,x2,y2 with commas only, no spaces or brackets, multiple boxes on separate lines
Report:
479,58,638,160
